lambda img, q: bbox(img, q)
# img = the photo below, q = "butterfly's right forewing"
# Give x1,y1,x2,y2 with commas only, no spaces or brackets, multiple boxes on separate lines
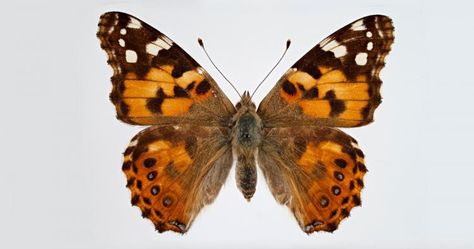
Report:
258,15,394,128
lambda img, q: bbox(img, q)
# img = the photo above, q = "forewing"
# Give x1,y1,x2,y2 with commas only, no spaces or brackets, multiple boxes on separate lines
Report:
258,15,394,127
258,127,366,233
97,12,235,126
122,125,233,233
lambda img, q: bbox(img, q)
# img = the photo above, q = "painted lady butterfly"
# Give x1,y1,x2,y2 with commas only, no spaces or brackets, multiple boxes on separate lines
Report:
97,12,394,234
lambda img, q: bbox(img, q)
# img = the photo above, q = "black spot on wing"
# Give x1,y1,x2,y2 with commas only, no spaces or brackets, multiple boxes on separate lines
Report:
358,162,368,173
173,85,189,97
144,158,157,168
146,89,166,113
282,81,297,95
334,158,347,168
186,81,195,91
122,161,132,171
352,194,361,206
171,64,187,78
303,87,319,99
151,185,161,195
324,90,345,117
119,101,130,116
196,79,211,95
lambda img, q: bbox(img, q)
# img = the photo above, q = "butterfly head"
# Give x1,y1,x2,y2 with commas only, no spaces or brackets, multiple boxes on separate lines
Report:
235,91,256,111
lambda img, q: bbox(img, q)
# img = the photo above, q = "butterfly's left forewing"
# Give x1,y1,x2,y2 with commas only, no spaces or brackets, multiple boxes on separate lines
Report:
97,12,235,126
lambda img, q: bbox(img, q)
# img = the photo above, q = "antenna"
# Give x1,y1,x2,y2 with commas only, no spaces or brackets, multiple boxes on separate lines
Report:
198,38,241,98
250,39,291,98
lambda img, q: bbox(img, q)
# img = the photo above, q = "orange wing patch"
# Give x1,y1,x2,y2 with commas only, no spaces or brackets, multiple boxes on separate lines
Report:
122,132,195,233
295,138,366,233
115,65,213,123
280,67,373,126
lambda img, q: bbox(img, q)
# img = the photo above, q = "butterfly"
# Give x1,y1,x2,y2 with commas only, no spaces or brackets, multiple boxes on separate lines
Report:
97,12,394,234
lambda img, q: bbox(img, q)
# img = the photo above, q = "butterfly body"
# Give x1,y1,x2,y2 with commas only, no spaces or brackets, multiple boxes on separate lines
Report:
232,91,261,200
97,12,393,234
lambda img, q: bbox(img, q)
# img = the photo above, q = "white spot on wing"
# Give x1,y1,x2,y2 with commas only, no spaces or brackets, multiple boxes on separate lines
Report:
355,53,368,66
146,43,161,56
145,36,173,56
119,39,125,47
161,36,174,45
125,50,138,63
366,31,373,38
351,20,366,31
127,17,142,29
367,42,373,51
128,139,138,147
332,45,347,58
322,40,340,51
320,37,331,47
322,40,347,58
378,29,384,38
351,141,360,149
155,36,172,50
120,28,127,35
374,17,384,38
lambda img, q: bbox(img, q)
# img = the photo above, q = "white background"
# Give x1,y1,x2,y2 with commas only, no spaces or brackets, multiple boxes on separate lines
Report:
2,0,474,248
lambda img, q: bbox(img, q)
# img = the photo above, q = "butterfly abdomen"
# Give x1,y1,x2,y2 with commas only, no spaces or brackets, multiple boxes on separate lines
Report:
236,154,257,201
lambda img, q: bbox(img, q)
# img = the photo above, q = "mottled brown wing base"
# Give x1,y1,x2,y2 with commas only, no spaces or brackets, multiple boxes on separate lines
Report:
122,125,233,233
258,15,394,128
258,127,366,233
97,12,235,126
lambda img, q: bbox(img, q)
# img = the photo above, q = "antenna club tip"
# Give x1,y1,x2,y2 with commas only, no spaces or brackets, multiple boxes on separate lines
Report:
197,37,204,47
286,39,291,49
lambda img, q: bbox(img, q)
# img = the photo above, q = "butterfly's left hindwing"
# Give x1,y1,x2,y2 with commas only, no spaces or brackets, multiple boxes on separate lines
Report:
258,15,394,128
97,12,235,126
122,125,233,233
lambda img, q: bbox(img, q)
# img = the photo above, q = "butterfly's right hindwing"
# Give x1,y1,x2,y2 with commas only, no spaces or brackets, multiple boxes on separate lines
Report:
258,126,366,233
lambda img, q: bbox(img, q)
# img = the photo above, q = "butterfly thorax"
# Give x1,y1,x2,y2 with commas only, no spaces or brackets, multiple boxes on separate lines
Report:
232,91,262,201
